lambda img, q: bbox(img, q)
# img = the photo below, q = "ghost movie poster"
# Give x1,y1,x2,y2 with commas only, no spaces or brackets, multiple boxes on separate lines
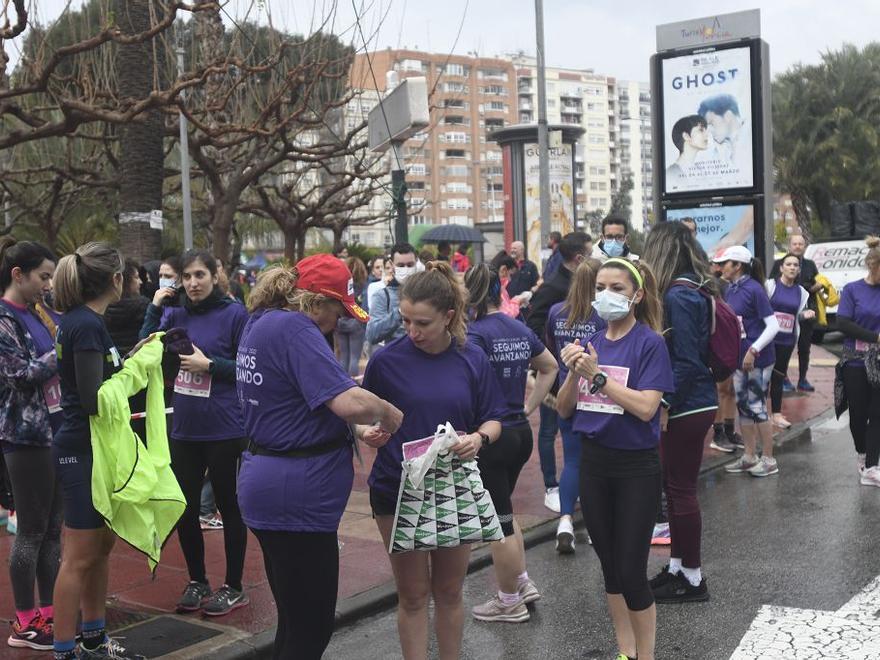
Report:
661,46,754,195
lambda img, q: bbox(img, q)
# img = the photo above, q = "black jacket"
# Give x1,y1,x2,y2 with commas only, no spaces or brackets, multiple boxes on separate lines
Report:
526,266,573,340
104,295,150,355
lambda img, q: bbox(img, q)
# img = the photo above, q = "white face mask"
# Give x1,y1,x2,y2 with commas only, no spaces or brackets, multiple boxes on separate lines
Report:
592,289,636,322
159,277,177,289
394,266,416,283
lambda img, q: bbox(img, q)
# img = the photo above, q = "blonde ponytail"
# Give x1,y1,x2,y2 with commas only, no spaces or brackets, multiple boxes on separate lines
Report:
53,242,123,312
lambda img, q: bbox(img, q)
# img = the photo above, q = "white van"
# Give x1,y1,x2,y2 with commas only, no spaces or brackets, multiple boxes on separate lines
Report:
804,239,870,332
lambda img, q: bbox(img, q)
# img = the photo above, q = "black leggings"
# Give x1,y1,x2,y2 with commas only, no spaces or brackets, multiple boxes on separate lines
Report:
843,366,880,467
170,438,247,590
253,529,338,660
770,343,796,413
580,442,661,612
476,423,533,536
797,318,815,381
5,447,63,611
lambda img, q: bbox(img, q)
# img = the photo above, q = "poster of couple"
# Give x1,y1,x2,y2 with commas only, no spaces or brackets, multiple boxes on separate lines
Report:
661,45,755,195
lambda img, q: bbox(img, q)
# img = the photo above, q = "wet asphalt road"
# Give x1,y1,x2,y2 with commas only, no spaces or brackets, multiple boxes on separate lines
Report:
325,414,880,660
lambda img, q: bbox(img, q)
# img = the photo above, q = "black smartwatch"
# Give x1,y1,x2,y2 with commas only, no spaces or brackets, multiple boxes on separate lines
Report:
589,371,608,395
478,431,490,448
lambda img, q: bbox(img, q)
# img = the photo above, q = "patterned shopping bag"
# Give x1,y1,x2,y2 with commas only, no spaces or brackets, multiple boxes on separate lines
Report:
389,423,503,553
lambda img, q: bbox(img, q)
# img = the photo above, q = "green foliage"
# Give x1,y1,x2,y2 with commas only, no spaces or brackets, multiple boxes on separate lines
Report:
773,42,880,234
609,172,634,223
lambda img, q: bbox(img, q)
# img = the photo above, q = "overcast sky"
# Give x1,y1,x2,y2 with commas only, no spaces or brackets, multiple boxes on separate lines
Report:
7,0,879,81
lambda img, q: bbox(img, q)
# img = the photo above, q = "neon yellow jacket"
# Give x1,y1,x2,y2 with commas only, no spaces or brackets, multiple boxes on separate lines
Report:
89,335,185,570
814,274,841,327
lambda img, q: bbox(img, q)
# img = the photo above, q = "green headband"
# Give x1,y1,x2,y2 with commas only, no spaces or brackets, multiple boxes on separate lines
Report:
604,258,644,289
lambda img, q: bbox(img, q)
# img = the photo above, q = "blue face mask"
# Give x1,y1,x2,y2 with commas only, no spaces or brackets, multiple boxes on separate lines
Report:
159,277,177,289
592,289,635,322
604,239,625,258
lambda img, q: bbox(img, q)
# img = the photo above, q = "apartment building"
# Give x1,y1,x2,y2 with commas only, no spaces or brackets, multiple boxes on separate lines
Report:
346,49,517,247
616,80,654,231
337,49,653,248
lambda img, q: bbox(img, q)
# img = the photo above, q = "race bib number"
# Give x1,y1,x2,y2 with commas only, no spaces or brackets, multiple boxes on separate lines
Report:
737,315,746,339
775,312,796,334
855,339,871,352
576,366,630,415
42,375,62,414
174,369,212,398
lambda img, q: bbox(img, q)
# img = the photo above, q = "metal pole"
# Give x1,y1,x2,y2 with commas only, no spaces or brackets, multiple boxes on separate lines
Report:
535,0,551,259
489,172,497,223
390,141,408,243
177,45,193,251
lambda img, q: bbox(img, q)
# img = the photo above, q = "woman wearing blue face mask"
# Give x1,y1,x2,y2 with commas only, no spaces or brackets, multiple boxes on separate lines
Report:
557,258,673,660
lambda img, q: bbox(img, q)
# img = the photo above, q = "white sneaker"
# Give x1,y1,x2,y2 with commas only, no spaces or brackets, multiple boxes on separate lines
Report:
555,517,575,554
858,453,867,476
860,465,880,487
544,487,560,513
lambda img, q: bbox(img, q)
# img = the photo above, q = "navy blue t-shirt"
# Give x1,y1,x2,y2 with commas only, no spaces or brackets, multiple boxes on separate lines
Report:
54,305,121,453
467,313,545,424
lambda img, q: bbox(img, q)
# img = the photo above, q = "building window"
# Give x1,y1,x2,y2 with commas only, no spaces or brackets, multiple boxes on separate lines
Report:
444,63,468,77
444,115,466,125
444,149,467,159
410,215,430,225
488,101,507,111
409,163,426,176
444,98,466,109
444,82,468,93
400,59,426,72
482,85,507,96
448,215,472,225
478,69,507,81
442,165,470,177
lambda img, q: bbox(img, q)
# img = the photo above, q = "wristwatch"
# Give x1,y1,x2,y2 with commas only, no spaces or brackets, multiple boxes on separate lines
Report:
478,431,490,449
590,371,608,395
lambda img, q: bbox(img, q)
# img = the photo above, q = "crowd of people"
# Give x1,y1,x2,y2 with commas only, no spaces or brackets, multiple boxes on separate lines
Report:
0,221,878,660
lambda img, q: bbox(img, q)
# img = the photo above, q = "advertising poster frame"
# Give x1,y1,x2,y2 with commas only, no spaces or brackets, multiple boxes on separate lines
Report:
662,197,766,263
655,40,764,201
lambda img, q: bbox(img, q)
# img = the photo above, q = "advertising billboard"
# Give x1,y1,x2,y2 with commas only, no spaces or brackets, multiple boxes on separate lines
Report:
660,44,755,196
523,143,575,267
665,203,755,257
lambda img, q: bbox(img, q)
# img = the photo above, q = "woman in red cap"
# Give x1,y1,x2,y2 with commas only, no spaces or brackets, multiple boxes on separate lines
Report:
236,256,402,659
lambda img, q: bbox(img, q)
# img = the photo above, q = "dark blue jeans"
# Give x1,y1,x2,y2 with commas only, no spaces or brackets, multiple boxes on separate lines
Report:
537,403,559,489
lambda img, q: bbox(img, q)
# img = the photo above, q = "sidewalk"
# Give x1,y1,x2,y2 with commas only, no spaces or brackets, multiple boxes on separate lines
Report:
0,346,838,659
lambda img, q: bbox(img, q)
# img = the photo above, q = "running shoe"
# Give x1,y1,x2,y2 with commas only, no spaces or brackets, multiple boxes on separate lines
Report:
748,456,779,478
471,595,530,623
709,432,736,453
517,578,541,605
772,414,792,429
653,573,710,604
79,636,145,659
860,466,880,488
176,581,211,613
725,455,759,473
555,517,575,554
649,565,676,590
7,613,53,651
727,431,745,449
858,454,866,476
543,487,560,513
202,585,249,617
782,378,795,393
651,522,671,546
199,514,224,531
797,379,815,392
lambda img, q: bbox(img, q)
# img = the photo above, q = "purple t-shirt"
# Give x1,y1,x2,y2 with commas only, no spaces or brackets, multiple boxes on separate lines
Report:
363,335,506,496
467,313,545,424
838,279,880,362
724,276,776,368
571,322,674,451
236,309,357,532
546,302,606,385
768,280,804,347
160,302,248,441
